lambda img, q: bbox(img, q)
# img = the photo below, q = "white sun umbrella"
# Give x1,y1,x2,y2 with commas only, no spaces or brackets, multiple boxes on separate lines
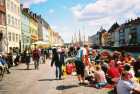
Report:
32,41,48,45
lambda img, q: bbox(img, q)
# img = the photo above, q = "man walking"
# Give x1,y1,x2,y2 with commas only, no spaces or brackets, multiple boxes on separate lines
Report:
51,48,65,80
32,46,40,70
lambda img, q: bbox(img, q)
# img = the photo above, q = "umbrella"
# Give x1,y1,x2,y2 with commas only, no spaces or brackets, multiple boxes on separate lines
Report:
32,41,48,45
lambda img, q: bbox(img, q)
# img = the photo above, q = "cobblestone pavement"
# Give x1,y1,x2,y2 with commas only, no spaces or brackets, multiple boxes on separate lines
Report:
0,59,111,94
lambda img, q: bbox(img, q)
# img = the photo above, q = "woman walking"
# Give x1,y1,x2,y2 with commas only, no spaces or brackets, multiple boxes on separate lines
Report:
23,48,31,70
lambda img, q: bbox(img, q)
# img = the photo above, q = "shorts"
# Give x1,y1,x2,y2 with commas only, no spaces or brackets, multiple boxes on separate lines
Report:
75,60,85,77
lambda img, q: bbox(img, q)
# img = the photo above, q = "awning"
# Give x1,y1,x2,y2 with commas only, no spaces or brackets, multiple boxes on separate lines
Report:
32,41,48,45
31,35,38,41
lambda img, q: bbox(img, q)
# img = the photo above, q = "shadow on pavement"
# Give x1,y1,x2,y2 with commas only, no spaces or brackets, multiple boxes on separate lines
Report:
56,85,79,90
38,79,57,81
0,87,8,93
11,68,35,70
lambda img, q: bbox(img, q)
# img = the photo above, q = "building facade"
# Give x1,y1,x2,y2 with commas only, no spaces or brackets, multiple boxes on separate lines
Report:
88,34,99,47
6,0,21,52
37,15,43,41
123,19,140,46
48,26,53,46
42,19,49,42
21,7,31,51
37,16,49,43
113,28,120,47
101,31,109,47
0,0,6,52
29,12,38,43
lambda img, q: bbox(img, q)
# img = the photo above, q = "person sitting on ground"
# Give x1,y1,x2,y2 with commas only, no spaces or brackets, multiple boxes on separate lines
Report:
94,65,107,88
124,64,134,79
133,56,140,78
117,71,140,94
107,59,120,84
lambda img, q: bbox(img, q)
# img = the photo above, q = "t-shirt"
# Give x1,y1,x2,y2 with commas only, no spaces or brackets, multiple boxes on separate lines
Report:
82,48,90,65
76,49,83,61
32,49,40,60
108,67,120,78
82,48,87,56
117,80,134,94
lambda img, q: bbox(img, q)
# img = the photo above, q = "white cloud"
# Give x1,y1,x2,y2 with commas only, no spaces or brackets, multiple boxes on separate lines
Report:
51,25,57,30
48,9,54,14
23,0,47,8
71,0,140,30
71,4,83,18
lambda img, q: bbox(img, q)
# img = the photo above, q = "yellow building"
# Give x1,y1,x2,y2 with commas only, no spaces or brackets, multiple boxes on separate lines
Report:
6,0,21,52
101,31,109,47
29,13,38,43
47,26,53,46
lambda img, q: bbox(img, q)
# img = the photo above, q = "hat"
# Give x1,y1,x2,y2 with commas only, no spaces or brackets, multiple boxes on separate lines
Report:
117,61,122,64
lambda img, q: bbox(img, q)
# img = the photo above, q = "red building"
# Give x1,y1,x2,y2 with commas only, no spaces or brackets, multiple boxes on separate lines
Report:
0,0,6,52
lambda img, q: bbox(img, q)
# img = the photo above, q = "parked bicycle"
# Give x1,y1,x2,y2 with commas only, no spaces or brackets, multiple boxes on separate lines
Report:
0,63,6,81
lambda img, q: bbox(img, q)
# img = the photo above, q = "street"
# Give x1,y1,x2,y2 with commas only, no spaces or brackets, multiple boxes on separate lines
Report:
0,59,110,94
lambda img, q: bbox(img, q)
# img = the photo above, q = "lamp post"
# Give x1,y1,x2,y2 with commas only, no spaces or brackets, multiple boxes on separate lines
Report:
19,40,21,53
0,32,3,52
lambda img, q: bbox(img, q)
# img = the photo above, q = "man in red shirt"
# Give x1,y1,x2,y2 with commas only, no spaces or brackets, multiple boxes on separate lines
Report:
32,46,40,70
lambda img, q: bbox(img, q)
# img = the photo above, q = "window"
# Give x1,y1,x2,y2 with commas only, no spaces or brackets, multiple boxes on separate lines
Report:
8,32,11,41
12,33,15,42
15,18,17,27
16,34,18,42
16,6,17,14
17,20,19,28
0,12,5,25
15,18,17,26
12,16,14,25
17,7,20,15
10,2,13,11
14,4,16,13
6,0,9,9
0,0,4,6
8,15,10,25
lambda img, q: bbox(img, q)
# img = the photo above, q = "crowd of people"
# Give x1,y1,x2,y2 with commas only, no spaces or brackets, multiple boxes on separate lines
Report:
54,45,140,94
0,45,50,79
0,44,140,94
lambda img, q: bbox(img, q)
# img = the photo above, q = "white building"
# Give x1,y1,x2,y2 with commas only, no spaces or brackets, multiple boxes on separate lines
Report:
6,0,21,52
109,28,120,47
88,34,99,46
42,19,49,42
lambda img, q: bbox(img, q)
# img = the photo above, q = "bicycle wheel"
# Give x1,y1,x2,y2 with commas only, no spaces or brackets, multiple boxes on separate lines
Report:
0,67,3,81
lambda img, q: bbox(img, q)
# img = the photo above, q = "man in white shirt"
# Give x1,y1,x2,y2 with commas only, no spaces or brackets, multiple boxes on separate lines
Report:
117,71,140,94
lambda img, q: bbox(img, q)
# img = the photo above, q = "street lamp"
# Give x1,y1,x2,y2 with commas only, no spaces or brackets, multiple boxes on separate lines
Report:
19,40,21,53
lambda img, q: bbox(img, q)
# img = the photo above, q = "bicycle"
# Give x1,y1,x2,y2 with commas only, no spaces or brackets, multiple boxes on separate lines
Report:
0,64,6,81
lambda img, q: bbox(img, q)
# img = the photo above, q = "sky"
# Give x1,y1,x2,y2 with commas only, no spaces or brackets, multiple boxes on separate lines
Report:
21,0,140,43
